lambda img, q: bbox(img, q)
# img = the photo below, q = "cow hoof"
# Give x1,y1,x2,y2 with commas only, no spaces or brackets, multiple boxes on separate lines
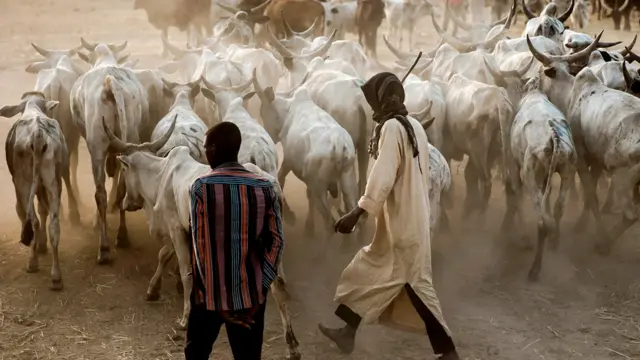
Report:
50,279,64,291
26,265,39,274
145,292,161,302
97,249,112,265
594,242,612,257
286,351,302,360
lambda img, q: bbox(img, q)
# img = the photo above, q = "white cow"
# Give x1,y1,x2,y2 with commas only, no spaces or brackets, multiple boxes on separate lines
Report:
151,79,208,162
253,76,360,248
70,39,149,264
322,0,358,39
526,32,640,256
102,125,301,358
1,92,79,290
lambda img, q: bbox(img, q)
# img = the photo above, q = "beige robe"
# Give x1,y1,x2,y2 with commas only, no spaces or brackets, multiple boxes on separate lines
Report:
334,116,451,335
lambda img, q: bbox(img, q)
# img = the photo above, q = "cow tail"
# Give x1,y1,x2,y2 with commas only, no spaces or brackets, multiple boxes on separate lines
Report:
102,75,126,178
542,120,560,208
20,129,45,247
49,80,61,126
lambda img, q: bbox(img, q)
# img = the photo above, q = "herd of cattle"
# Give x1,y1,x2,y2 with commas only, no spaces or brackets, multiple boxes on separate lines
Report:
2,0,640,358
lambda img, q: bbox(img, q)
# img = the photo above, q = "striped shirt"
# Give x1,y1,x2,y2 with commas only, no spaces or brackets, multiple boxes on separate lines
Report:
189,162,285,311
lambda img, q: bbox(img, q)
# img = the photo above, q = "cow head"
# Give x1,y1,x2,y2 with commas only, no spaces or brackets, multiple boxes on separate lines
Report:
76,38,129,67
484,55,535,104
162,78,202,108
103,115,177,211
621,60,640,96
24,43,85,74
200,69,256,121
217,0,271,30
0,91,58,119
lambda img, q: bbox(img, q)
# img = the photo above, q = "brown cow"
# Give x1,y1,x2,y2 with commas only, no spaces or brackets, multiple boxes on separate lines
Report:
134,0,213,57
356,0,385,58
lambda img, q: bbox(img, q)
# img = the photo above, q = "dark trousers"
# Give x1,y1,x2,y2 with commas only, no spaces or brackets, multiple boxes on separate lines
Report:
336,284,456,355
184,300,267,360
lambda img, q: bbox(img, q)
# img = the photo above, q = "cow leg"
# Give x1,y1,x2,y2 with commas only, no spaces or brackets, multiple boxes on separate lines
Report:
573,147,608,244
43,176,63,291
595,165,640,256
160,28,171,59
62,151,81,226
338,164,362,242
171,228,193,330
550,167,573,251
501,163,521,233
146,242,175,301
304,188,317,238
278,163,296,224
36,193,49,255
310,187,336,255
525,156,552,282
270,263,301,360
14,183,37,273
108,166,120,213
601,174,616,213
91,154,111,265
623,10,632,31
115,172,130,249
462,160,480,218
574,164,602,232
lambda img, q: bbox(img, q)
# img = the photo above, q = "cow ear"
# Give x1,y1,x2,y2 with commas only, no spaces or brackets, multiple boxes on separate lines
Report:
117,155,131,169
189,84,201,99
0,102,25,118
45,101,59,112
201,88,216,102
25,61,47,74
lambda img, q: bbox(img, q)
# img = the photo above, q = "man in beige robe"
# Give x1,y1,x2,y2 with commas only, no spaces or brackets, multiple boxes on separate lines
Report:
318,72,460,360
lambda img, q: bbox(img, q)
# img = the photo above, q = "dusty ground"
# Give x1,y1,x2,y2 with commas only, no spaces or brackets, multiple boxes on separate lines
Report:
0,0,639,359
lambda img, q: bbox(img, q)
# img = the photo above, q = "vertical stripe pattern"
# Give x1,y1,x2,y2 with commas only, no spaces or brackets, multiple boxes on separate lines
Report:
189,162,285,311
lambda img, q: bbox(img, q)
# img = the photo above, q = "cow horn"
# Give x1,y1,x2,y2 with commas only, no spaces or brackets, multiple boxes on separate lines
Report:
301,29,337,60
117,54,131,64
445,2,471,31
110,40,128,54
200,71,254,93
563,30,604,63
622,61,636,89
431,13,474,53
383,35,415,60
144,115,177,154
296,16,321,38
484,55,534,79
491,0,517,26
620,34,637,57
162,78,179,90
409,101,432,123
521,0,537,19
281,10,295,39
68,45,83,57
624,46,640,63
266,24,296,58
251,68,265,95
80,37,97,51
427,39,444,58
31,43,51,57
597,39,623,48
557,0,575,23
600,0,613,15
277,70,310,98
527,34,552,66
103,117,130,154
250,0,271,14
412,57,434,74
619,0,630,11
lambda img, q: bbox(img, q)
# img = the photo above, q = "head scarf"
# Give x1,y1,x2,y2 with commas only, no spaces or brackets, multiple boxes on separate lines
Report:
360,72,420,160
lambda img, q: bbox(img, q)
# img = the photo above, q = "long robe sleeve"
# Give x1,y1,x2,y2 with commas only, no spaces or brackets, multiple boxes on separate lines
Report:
358,121,403,217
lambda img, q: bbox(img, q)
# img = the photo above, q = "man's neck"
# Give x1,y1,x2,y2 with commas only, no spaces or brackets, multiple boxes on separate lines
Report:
211,161,241,170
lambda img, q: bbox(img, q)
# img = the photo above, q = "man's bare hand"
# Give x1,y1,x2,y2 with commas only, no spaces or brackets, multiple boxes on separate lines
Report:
334,206,365,234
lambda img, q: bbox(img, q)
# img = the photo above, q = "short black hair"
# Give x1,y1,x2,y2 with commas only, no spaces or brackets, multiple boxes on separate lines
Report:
204,122,242,161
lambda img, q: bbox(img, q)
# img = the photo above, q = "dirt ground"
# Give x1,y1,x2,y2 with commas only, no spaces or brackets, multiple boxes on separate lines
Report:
0,0,639,359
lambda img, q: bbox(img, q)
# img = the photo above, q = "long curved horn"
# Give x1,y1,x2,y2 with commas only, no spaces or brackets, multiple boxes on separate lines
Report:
277,70,310,97
144,115,177,154
521,0,537,19
408,101,433,123
597,39,623,48
200,70,254,93
491,0,517,26
110,40,128,54
162,78,179,90
266,24,296,58
300,29,337,60
431,13,474,53
527,34,552,65
31,43,51,57
601,0,613,15
620,34,637,57
249,0,271,14
412,57,434,74
296,16,321,38
484,55,534,79
103,117,130,153
67,45,83,57
80,37,97,51
117,54,131,64
427,39,444,58
281,10,295,39
619,0,630,11
622,61,636,89
624,47,640,63
557,0,575,23
383,35,415,60
446,2,472,31
217,2,242,14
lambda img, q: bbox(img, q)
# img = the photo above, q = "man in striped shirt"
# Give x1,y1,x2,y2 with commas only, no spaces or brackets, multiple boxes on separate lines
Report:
185,122,285,360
